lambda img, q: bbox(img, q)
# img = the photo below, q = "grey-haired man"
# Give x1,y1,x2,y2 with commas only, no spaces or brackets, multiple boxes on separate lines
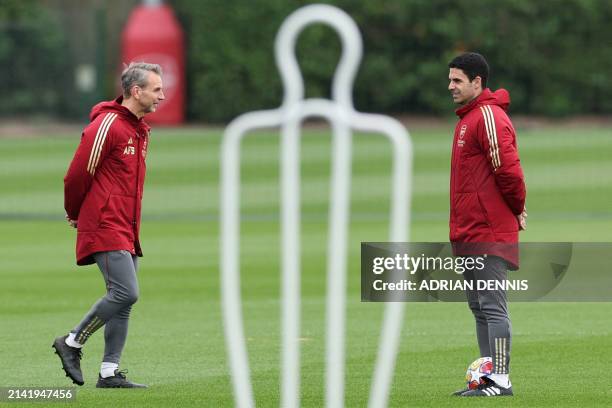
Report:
53,62,164,388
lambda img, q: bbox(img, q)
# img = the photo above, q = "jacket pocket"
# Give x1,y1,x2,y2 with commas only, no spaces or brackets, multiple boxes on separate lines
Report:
99,194,135,232
77,192,108,232
476,193,491,228
478,190,517,233
454,192,490,235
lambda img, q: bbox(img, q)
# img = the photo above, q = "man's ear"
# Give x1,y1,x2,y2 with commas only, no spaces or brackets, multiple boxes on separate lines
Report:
473,76,482,91
131,86,140,99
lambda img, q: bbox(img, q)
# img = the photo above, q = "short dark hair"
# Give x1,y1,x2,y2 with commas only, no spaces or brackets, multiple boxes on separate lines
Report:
448,52,489,88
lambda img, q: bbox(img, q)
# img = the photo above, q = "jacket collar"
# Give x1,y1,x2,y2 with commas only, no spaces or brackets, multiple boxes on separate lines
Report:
455,89,490,118
455,88,510,119
113,96,151,132
89,96,151,133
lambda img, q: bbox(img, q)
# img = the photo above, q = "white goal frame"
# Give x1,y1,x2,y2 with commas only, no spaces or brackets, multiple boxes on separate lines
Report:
220,4,413,407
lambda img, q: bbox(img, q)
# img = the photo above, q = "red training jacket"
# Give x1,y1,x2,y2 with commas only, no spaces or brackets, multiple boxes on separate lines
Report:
450,88,526,269
64,96,150,266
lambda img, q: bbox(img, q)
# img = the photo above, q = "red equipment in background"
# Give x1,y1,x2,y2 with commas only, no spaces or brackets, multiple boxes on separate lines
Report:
121,2,185,124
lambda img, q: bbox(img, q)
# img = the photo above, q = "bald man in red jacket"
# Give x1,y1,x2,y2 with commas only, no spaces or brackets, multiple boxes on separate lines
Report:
447,53,526,397
52,62,164,389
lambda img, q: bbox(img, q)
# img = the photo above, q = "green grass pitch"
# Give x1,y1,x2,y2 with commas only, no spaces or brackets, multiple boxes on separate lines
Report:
1,123,611,407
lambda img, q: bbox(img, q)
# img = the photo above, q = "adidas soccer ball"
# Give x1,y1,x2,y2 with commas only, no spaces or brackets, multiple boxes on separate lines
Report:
465,357,493,390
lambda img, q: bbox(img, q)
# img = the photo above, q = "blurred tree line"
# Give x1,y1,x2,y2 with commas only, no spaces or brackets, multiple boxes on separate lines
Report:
171,0,612,121
0,0,72,117
1,0,138,119
2,0,612,121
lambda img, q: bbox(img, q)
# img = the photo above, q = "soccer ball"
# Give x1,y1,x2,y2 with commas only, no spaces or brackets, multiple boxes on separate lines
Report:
465,357,493,390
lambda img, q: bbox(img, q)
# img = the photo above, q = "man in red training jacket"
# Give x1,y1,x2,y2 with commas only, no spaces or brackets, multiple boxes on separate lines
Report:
52,62,164,388
447,52,527,397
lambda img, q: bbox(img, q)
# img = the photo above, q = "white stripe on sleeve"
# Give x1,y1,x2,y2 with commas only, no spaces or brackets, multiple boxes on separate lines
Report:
480,105,501,170
87,113,117,175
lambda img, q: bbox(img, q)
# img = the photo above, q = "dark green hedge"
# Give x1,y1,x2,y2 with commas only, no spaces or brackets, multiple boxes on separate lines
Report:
170,0,612,121
0,1,72,117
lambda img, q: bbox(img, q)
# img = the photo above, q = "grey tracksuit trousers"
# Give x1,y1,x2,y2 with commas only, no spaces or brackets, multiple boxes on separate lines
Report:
72,250,139,364
463,255,511,375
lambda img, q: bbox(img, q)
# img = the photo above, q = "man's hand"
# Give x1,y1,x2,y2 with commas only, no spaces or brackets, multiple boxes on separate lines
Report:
65,214,77,228
517,208,527,231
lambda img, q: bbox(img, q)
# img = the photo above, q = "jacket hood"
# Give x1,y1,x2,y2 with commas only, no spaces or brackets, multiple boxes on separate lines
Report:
89,96,150,130
456,88,511,118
